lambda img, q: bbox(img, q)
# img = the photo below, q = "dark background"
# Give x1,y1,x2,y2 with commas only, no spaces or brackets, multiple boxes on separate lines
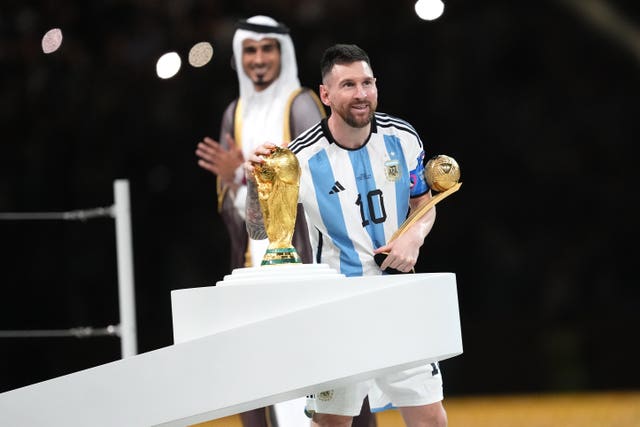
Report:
1,0,639,396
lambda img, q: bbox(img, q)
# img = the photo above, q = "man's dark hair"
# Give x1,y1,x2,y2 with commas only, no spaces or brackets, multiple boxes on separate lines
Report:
320,44,372,80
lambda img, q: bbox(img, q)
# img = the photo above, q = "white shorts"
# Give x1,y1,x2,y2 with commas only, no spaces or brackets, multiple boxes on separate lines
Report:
306,363,443,417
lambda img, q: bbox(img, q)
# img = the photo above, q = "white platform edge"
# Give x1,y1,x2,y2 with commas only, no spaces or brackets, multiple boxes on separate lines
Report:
0,272,463,427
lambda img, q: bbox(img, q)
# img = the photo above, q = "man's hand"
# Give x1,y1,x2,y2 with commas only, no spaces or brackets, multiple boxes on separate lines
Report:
245,142,278,181
244,143,278,240
373,191,435,274
373,232,422,273
196,134,244,185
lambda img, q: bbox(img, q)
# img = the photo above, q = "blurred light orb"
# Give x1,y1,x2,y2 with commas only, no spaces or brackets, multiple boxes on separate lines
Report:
156,52,182,79
415,0,445,21
42,28,63,54
188,42,214,67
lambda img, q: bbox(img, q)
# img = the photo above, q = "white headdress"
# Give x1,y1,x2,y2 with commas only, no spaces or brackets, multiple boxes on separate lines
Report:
232,15,300,103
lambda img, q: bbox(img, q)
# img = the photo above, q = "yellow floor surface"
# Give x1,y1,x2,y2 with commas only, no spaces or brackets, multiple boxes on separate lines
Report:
193,391,640,426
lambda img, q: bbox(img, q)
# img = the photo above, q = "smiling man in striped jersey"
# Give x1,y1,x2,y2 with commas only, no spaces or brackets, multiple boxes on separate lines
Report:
246,44,447,427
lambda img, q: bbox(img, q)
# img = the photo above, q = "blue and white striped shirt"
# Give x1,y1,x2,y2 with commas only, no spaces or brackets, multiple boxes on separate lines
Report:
290,112,429,276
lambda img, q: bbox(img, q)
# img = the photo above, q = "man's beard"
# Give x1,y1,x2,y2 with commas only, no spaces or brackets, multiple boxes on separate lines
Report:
339,104,376,128
253,76,270,89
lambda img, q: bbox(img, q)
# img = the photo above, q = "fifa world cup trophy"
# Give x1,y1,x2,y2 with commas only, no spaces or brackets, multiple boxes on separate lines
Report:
253,146,302,265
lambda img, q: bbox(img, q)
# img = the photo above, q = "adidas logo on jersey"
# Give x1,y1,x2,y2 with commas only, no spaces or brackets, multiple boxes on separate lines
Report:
329,181,345,194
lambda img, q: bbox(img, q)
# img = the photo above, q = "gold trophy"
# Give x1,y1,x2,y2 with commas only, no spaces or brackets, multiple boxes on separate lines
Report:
391,154,462,241
253,146,302,265
375,154,462,273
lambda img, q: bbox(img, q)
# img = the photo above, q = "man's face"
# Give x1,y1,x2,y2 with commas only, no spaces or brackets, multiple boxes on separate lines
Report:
241,38,282,91
320,60,378,128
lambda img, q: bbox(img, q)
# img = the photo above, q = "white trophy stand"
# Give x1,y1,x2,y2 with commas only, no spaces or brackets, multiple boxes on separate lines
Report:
0,264,462,427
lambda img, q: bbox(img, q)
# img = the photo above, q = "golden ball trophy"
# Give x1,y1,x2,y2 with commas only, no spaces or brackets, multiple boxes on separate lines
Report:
425,154,461,192
253,146,302,266
391,154,462,241
376,154,462,273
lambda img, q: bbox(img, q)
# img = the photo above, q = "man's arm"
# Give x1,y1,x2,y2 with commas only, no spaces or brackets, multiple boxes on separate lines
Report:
373,191,436,273
244,143,277,240
245,178,267,240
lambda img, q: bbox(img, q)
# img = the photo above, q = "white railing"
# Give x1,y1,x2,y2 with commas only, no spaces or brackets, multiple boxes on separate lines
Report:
0,179,138,358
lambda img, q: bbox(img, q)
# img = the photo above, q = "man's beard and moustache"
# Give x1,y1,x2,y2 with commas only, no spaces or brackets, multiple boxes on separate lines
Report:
249,63,273,90
253,75,271,90
340,101,377,128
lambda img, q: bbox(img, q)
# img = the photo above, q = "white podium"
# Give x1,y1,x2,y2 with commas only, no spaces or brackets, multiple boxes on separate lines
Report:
0,265,462,427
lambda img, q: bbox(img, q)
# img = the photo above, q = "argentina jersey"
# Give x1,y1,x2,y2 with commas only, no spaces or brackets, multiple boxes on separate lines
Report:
290,112,429,277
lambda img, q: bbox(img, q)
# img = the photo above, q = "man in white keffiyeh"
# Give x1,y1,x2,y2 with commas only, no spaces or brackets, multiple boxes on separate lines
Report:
197,15,323,270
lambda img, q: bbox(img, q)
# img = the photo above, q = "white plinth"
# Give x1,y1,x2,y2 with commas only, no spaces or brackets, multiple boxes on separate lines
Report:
0,265,463,427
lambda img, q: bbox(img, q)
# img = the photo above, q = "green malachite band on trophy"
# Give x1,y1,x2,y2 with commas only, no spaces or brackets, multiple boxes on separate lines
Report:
266,248,297,253
261,248,302,266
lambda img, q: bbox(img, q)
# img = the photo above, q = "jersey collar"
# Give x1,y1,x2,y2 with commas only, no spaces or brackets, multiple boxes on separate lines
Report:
321,114,377,150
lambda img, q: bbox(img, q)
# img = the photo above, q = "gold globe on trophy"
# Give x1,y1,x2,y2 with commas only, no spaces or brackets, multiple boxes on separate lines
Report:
425,154,461,192
253,146,302,266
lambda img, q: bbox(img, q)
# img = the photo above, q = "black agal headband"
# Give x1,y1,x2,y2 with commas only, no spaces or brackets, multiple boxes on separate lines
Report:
236,19,290,34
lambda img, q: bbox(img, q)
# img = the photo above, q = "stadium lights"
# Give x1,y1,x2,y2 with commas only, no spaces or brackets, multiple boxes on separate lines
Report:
415,0,445,21
41,28,63,54
156,52,182,79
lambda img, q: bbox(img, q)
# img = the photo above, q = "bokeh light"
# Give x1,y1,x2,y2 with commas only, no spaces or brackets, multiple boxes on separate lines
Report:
41,28,63,54
156,52,182,79
188,42,214,68
415,0,445,21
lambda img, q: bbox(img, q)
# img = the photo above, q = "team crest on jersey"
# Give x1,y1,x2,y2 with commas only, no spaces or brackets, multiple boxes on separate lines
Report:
317,390,335,401
384,160,401,182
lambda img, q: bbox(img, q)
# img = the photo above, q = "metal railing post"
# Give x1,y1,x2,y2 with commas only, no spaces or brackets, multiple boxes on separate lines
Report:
113,179,138,358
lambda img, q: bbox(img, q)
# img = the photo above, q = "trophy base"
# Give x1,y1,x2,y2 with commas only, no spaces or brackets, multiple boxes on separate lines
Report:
261,248,302,266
